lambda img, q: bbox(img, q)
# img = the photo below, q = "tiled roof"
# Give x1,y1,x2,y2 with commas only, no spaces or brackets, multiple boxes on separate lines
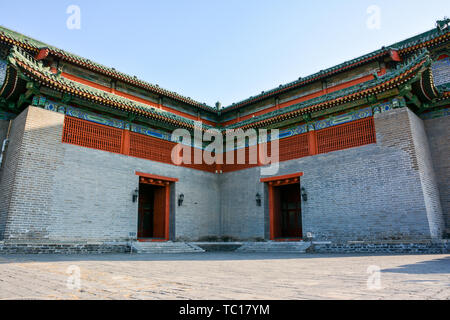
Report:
222,24,450,112
8,46,213,130
226,49,431,129
0,26,216,112
1,21,448,120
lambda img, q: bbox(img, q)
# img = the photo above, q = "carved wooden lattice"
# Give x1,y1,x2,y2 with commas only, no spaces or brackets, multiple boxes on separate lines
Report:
62,115,376,172
62,116,123,154
129,132,175,164
317,117,376,154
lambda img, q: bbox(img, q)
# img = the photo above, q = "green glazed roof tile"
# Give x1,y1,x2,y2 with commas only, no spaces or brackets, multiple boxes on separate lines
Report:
8,46,214,129
225,49,431,129
222,25,449,111
0,25,216,112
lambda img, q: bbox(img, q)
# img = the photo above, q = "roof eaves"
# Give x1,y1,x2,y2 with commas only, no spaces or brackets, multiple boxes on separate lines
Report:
0,25,217,113
226,49,430,129
8,46,213,130
222,26,449,112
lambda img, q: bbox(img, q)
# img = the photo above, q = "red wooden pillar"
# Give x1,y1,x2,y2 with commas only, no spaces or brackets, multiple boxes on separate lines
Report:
307,130,318,156
121,130,130,156
164,184,170,241
268,183,275,240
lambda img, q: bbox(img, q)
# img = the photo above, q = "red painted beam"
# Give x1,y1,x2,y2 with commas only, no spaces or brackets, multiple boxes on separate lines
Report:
61,72,217,126
135,171,179,182
260,172,304,183
222,73,376,127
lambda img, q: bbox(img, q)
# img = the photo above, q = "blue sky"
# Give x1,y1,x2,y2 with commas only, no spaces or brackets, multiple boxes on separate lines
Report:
0,0,448,107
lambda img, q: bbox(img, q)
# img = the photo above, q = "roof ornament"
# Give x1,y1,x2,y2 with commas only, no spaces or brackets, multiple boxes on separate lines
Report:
215,101,221,110
436,17,449,31
35,48,49,61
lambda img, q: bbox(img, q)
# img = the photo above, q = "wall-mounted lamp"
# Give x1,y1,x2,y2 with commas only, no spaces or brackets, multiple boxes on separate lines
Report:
301,187,308,202
178,193,184,207
132,188,139,203
256,193,262,207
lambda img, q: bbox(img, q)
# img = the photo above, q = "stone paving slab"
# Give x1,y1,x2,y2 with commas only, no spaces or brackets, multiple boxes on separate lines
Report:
0,253,448,300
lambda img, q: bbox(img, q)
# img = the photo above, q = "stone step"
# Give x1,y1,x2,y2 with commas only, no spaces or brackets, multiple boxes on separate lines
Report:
192,242,243,252
131,241,205,254
236,242,311,253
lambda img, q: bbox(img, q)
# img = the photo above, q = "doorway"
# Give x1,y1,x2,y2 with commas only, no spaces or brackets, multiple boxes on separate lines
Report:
137,183,169,240
262,173,304,241
276,183,302,239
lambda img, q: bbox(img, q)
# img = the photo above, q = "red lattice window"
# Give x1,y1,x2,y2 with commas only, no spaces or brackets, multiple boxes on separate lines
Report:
129,132,175,164
62,116,123,154
317,117,376,154
279,133,309,162
222,146,260,172
130,134,216,172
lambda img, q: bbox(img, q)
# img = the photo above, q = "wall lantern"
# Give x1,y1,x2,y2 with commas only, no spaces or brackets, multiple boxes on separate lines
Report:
301,187,308,202
178,193,184,207
256,193,262,207
132,188,139,203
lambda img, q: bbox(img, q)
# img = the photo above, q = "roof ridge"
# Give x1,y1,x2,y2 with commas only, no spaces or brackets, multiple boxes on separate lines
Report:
8,45,214,129
0,25,216,112
226,49,431,129
221,24,449,111
1,22,448,117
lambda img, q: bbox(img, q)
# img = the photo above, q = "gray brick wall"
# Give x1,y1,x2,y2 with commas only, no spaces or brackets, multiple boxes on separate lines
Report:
220,108,445,242
218,169,265,240
1,106,220,242
0,106,446,243
1,107,65,240
408,111,444,238
424,115,450,231
0,111,27,239
47,143,220,242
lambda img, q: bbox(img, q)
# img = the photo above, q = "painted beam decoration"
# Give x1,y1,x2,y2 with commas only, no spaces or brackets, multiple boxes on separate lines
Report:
277,99,401,141
32,95,172,141
0,60,6,89
33,94,402,153
431,57,450,93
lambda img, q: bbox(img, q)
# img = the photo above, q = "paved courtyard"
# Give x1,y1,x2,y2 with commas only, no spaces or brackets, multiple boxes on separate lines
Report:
0,253,448,300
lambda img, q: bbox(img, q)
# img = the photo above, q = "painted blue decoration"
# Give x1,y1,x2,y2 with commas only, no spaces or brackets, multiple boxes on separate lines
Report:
0,60,7,89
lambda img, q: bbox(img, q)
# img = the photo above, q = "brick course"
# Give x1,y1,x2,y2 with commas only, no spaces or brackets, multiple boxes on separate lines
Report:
0,111,28,239
220,108,445,242
0,106,447,244
424,115,450,232
0,107,220,242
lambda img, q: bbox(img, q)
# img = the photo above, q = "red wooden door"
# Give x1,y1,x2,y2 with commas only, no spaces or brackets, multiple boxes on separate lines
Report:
152,186,167,239
138,185,154,238
280,184,302,238
269,183,302,240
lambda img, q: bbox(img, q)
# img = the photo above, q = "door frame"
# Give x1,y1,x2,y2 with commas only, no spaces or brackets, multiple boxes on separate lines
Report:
261,172,304,241
135,171,178,242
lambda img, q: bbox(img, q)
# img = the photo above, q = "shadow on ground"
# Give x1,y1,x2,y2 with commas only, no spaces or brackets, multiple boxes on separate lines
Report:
0,252,449,264
381,257,450,274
